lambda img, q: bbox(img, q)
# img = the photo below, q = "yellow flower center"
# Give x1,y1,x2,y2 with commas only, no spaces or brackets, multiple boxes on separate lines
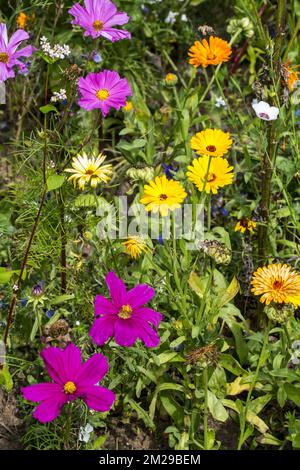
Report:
0,52,9,64
207,173,217,183
64,381,77,394
93,20,104,31
96,89,110,101
159,194,168,200
118,304,133,319
206,145,216,152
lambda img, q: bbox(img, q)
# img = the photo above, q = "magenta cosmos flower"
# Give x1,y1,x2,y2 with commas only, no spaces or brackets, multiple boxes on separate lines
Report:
0,23,34,82
69,0,131,42
21,343,115,423
90,272,163,348
78,70,132,116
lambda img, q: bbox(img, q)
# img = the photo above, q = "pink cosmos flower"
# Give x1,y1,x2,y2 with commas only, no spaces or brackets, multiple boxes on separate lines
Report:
90,272,163,348
78,70,132,116
0,23,34,82
21,343,115,423
69,0,131,42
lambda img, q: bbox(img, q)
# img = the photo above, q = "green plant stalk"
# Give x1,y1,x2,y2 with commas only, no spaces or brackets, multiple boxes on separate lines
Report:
258,0,287,264
203,367,209,449
249,0,268,43
3,189,47,348
237,320,271,450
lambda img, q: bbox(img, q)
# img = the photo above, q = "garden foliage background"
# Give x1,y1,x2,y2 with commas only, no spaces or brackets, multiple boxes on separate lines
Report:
0,0,300,451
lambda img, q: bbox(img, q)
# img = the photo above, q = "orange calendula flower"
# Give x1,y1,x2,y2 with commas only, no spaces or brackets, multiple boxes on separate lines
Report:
140,174,187,217
284,62,300,91
190,128,232,158
187,156,234,194
251,264,300,306
17,12,28,29
235,219,257,234
188,36,232,68
122,236,150,259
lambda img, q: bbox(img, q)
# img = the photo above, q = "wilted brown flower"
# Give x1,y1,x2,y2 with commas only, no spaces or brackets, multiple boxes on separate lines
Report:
186,344,219,367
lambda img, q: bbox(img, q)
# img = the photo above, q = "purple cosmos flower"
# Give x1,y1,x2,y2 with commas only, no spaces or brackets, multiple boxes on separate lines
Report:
69,0,131,42
21,343,115,423
0,23,35,82
78,70,132,116
90,272,163,348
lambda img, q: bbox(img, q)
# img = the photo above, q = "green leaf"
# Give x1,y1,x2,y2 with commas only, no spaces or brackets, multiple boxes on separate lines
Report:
127,399,155,429
160,394,184,427
219,354,246,376
0,365,13,392
188,271,209,298
39,104,59,114
207,391,228,422
0,268,27,284
284,383,300,406
92,434,107,450
51,294,75,305
74,194,97,207
157,351,185,365
46,174,65,191
216,277,240,308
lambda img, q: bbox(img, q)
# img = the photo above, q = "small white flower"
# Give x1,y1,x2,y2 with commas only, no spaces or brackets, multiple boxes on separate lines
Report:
75,320,80,326
252,100,279,121
215,96,226,108
79,424,94,443
165,11,178,24
50,88,67,103
40,37,71,60
181,14,188,22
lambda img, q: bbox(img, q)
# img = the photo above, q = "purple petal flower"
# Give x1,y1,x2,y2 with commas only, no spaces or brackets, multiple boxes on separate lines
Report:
78,70,132,117
0,23,35,82
21,343,115,423
90,272,163,348
69,0,131,42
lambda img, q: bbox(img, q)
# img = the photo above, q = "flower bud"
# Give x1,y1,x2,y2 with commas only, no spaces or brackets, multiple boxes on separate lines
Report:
264,303,295,324
199,240,232,265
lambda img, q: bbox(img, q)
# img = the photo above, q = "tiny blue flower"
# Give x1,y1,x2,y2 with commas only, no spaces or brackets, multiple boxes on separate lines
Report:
45,309,55,319
162,163,179,180
92,51,102,63
21,298,27,307
158,234,164,245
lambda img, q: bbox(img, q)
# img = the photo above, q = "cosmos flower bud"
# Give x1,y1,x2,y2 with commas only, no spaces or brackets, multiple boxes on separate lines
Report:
199,240,232,265
264,303,295,324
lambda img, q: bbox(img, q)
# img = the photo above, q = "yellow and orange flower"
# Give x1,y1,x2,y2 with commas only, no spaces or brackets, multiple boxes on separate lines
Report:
284,61,300,91
235,219,257,234
190,129,232,158
187,156,234,194
251,263,300,306
188,36,232,68
122,236,150,259
140,174,187,217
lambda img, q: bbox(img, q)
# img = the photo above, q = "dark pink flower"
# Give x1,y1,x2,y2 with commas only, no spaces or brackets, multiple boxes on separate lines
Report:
21,343,115,423
69,0,131,42
0,23,34,82
90,272,163,348
78,70,132,116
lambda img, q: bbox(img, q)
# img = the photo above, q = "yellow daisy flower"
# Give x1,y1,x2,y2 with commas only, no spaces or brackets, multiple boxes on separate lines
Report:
165,73,178,86
65,152,112,190
190,129,232,158
140,174,187,217
188,36,232,68
235,219,257,234
251,263,300,306
187,156,234,194
123,101,133,112
122,236,150,259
